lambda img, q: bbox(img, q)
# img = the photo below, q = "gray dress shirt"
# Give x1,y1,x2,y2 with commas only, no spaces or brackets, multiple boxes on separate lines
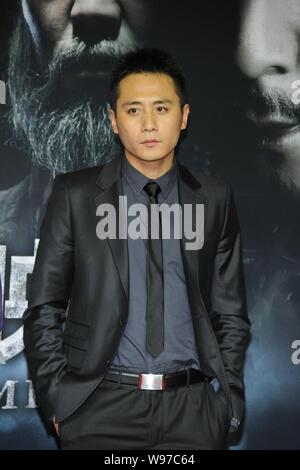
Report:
111,155,201,374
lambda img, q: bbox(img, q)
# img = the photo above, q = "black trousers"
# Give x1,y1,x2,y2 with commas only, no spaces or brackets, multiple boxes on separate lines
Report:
58,377,230,450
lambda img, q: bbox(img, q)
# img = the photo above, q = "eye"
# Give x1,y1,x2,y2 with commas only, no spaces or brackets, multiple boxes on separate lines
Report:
128,107,139,114
156,106,168,112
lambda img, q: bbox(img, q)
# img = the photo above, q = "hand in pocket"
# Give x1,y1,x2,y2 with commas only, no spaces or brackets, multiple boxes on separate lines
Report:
53,416,59,436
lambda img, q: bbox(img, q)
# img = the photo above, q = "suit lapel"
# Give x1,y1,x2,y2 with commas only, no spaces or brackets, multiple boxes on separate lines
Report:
177,163,207,314
94,157,129,300
93,158,207,307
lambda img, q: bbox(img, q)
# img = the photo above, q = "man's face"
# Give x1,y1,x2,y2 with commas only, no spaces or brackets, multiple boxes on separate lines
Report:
8,1,154,173
22,0,148,68
109,73,189,165
235,0,300,194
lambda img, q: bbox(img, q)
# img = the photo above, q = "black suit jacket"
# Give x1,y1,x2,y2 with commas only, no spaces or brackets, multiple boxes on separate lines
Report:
23,156,250,426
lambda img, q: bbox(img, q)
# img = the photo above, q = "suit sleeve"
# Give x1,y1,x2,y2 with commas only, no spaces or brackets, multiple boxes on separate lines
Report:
22,175,73,423
210,183,251,425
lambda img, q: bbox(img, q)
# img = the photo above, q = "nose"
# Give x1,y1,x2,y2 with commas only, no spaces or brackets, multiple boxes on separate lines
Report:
142,111,158,132
71,0,122,45
236,0,297,83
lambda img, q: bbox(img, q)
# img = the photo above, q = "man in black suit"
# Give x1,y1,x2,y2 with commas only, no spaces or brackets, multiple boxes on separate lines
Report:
23,47,250,450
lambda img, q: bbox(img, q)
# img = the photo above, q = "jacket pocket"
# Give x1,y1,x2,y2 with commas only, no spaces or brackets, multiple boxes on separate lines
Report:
63,321,90,368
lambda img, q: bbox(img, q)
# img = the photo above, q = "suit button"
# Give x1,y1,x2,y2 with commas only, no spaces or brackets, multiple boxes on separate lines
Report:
106,360,110,367
119,319,125,326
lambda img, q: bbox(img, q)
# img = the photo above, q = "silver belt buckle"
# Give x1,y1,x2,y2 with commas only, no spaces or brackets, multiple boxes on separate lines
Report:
138,373,165,390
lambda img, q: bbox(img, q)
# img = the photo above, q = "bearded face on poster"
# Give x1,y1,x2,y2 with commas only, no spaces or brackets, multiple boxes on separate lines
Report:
206,0,300,205
235,0,300,198
7,0,153,174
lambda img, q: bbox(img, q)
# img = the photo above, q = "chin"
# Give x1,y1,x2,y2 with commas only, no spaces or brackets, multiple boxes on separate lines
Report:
260,160,300,198
130,153,165,162
143,151,172,160
141,155,167,161
276,173,300,196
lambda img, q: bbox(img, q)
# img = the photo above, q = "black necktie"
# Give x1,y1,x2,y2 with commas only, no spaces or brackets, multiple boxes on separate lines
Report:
143,180,164,357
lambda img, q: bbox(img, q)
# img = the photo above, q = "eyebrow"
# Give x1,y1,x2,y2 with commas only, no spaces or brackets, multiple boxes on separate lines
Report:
122,99,174,107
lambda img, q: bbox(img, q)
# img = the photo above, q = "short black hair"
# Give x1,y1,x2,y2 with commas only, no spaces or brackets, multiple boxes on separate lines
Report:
108,47,188,112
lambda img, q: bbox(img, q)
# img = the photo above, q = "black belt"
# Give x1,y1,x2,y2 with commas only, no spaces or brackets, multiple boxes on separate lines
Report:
103,368,210,390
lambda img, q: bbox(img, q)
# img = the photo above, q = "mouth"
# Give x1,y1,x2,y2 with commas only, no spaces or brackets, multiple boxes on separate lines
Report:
60,55,119,77
141,140,161,147
75,70,110,77
245,113,300,151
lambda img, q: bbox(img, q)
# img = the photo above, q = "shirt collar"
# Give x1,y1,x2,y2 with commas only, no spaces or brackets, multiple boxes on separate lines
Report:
121,154,178,200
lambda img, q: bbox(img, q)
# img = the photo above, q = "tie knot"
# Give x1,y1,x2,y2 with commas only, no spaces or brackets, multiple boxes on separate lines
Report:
143,180,161,202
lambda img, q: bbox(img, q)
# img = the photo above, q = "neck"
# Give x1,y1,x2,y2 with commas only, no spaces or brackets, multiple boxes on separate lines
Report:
124,151,174,179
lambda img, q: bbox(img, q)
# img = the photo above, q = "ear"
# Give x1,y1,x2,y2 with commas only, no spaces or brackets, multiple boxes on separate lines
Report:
108,105,119,134
180,104,190,130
